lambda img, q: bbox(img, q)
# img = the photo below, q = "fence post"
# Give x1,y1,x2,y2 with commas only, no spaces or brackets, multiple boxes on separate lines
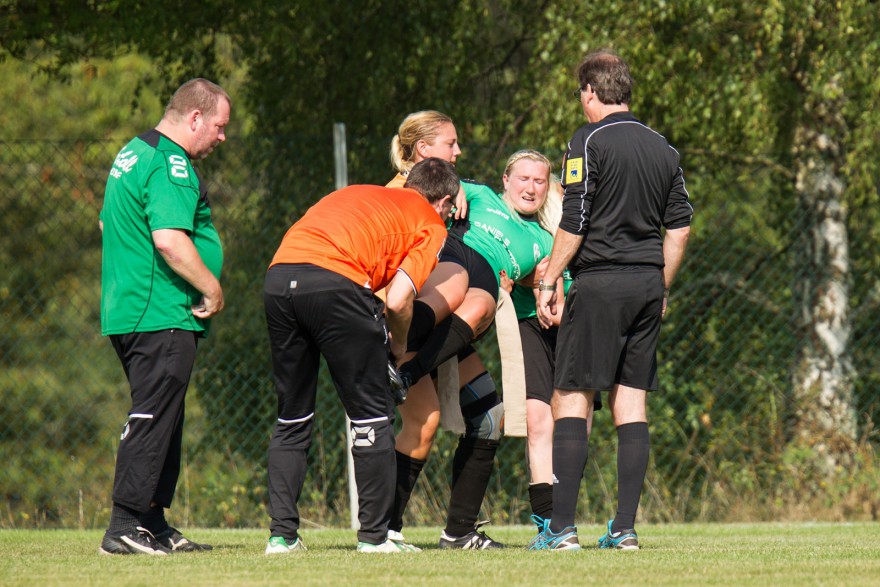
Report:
333,122,359,531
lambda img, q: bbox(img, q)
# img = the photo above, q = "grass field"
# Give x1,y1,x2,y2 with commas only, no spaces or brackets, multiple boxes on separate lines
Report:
2,523,880,586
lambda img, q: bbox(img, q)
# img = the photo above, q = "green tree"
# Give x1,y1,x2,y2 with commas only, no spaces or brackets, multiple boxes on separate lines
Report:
4,0,880,525
520,0,879,481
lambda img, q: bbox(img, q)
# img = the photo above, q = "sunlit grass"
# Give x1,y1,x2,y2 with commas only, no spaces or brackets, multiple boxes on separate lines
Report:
2,523,880,586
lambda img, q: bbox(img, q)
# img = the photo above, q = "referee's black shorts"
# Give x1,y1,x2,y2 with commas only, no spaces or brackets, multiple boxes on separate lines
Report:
554,267,664,393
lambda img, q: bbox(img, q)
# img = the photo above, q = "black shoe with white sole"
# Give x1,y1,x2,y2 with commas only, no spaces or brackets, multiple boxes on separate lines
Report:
155,527,213,552
99,526,171,556
438,521,505,550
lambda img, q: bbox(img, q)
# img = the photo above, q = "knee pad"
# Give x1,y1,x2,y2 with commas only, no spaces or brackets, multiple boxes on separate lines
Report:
459,372,503,441
349,417,394,452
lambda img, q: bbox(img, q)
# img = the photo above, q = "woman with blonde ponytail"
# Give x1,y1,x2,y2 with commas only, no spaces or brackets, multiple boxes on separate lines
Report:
386,110,508,551
386,140,555,550
387,110,460,187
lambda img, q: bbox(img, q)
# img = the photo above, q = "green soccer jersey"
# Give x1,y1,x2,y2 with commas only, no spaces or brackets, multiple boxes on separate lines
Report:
456,182,548,287
512,267,573,320
100,129,223,336
511,224,552,319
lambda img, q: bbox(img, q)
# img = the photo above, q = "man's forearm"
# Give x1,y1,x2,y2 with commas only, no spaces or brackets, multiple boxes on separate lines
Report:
662,226,690,290
153,229,221,297
544,229,583,284
386,307,412,351
384,271,417,358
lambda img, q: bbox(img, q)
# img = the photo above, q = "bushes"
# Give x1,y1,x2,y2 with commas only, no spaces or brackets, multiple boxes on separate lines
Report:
3,136,880,529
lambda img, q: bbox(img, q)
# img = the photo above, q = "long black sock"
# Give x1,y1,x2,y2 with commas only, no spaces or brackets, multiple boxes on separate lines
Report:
139,504,170,536
612,422,649,533
550,417,588,533
108,503,140,534
528,482,553,521
444,438,499,537
400,314,473,384
405,300,436,352
388,451,426,533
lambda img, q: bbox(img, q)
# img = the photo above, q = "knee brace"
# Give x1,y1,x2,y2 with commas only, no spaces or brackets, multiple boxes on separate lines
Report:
459,372,503,441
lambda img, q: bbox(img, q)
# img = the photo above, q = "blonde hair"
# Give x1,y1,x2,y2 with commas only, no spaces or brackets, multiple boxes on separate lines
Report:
540,174,564,234
502,150,556,230
390,110,454,173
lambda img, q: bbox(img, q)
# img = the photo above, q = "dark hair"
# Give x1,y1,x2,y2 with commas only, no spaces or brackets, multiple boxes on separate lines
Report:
576,50,633,105
404,158,460,203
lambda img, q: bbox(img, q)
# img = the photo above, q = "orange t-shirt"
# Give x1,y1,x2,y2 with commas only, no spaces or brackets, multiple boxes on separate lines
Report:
270,185,446,293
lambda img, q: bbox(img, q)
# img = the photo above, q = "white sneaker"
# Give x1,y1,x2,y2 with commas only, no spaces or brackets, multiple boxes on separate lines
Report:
265,536,307,554
387,529,422,552
357,539,420,553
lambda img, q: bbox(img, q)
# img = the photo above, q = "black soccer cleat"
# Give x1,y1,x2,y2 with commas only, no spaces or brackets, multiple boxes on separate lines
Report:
388,361,411,405
155,527,213,552
98,526,171,556
438,521,505,550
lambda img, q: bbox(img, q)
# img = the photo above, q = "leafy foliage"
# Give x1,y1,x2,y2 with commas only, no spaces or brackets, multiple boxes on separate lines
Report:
2,0,879,528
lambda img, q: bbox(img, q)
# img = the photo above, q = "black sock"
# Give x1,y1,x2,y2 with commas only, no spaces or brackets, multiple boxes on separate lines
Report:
400,314,473,383
550,417,588,533
139,504,170,536
444,438,499,537
457,344,477,362
108,503,140,534
405,300,436,352
388,451,426,532
612,422,649,533
528,482,553,521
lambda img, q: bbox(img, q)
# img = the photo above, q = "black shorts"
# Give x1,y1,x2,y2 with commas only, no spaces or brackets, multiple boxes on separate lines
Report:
519,317,557,404
520,317,602,410
555,268,664,392
440,236,499,301
264,264,393,422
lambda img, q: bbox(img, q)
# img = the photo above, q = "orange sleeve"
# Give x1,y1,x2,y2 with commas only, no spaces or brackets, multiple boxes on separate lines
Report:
396,224,447,294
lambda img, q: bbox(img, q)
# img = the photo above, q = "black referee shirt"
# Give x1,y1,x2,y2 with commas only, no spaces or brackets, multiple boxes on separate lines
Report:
559,111,693,274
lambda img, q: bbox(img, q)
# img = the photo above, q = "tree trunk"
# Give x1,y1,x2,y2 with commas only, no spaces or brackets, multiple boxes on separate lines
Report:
790,99,857,473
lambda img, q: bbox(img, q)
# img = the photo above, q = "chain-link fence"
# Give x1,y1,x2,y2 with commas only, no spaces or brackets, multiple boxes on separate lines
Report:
2,135,878,530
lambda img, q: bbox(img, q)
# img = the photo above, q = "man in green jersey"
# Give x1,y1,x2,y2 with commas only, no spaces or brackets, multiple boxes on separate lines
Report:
98,78,230,555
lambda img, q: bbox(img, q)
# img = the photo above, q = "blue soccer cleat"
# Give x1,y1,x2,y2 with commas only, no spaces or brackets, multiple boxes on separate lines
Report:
527,522,580,551
597,519,639,550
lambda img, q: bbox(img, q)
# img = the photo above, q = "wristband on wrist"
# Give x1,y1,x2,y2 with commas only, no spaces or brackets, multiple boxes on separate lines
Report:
538,279,557,292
